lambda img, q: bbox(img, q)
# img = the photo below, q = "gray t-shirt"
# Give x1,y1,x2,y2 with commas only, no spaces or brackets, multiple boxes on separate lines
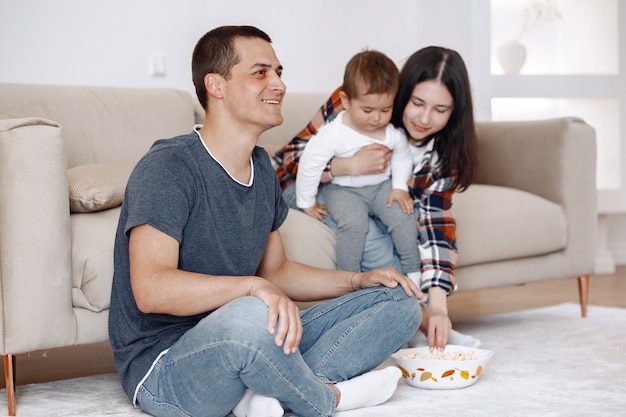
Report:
108,131,289,401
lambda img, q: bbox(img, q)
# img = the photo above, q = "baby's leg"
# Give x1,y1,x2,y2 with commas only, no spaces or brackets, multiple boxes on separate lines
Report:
323,184,370,272
371,181,420,278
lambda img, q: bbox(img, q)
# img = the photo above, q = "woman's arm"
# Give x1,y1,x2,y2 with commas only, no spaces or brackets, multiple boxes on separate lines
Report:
412,179,458,295
408,165,458,351
410,163,458,351
330,143,392,177
408,145,458,296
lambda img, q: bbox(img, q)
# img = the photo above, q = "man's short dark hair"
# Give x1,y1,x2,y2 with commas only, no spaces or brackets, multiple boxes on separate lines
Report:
192,25,272,110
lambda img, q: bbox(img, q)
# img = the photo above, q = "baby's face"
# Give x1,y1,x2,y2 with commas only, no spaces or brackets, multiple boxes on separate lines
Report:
343,92,395,136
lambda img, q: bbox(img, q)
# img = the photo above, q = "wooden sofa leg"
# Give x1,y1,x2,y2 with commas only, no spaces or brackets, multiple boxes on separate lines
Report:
577,275,589,318
4,354,16,416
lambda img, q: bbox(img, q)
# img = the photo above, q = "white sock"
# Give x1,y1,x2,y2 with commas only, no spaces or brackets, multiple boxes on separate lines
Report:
335,366,402,412
232,389,284,417
447,329,482,348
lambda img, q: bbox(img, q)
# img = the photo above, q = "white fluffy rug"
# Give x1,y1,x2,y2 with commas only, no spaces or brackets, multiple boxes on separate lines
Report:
2,303,625,417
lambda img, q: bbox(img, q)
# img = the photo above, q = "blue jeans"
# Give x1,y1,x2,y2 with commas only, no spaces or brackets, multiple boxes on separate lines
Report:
282,183,404,273
136,286,421,417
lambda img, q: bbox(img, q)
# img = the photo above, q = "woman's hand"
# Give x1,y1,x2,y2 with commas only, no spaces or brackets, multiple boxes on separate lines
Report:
422,287,452,351
330,143,392,176
387,189,414,214
424,306,451,351
302,202,329,223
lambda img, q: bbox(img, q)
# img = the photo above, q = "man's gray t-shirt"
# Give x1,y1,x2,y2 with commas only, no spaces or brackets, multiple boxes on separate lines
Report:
108,131,289,401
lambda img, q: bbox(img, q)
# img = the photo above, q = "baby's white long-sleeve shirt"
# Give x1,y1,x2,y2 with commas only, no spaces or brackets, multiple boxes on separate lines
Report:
296,111,413,209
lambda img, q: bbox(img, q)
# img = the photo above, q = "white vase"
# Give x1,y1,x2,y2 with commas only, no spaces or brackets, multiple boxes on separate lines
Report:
497,41,527,74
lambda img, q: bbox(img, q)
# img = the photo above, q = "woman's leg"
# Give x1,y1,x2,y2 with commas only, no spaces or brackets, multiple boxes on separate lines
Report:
280,182,298,209
136,297,335,417
360,217,404,273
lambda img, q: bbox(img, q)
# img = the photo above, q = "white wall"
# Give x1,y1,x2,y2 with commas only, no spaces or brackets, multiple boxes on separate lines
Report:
0,0,427,95
0,0,478,100
0,0,205,91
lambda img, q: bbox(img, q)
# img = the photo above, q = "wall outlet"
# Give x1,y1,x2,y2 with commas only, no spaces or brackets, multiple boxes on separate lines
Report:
149,55,166,77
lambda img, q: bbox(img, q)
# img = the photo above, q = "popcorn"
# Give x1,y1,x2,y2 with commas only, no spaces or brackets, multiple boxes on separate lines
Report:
401,350,479,361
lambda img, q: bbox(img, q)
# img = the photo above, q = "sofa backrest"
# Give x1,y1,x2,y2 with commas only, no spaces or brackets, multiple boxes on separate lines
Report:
0,83,204,168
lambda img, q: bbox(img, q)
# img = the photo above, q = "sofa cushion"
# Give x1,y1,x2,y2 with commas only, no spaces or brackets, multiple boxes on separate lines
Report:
280,208,337,270
0,84,201,168
68,163,132,213
0,101,47,120
71,208,121,312
454,184,567,267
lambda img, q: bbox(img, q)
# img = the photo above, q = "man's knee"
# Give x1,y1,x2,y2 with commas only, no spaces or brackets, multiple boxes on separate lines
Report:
196,296,271,342
386,286,422,330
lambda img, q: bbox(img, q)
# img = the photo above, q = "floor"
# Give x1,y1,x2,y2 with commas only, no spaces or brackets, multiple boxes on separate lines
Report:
2,266,625,389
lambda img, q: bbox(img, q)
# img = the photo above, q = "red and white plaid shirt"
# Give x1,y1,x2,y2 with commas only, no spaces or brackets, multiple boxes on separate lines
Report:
272,87,457,295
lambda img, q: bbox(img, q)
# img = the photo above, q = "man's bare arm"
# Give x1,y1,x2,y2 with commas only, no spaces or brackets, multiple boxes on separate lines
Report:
129,223,273,316
257,230,422,302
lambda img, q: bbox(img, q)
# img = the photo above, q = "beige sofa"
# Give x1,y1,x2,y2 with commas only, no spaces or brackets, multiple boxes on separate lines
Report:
0,83,596,415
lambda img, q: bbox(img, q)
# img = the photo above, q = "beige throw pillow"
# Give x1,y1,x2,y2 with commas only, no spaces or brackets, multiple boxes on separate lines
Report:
68,163,133,213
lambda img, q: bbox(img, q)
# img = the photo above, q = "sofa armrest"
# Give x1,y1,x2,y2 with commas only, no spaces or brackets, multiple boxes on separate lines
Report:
0,117,76,354
474,117,597,274
475,117,595,205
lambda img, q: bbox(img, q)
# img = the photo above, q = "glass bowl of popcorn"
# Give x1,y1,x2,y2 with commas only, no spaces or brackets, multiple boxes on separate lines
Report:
391,345,494,389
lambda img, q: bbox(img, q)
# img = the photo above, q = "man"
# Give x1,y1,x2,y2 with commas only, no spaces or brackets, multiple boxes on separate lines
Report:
109,25,422,417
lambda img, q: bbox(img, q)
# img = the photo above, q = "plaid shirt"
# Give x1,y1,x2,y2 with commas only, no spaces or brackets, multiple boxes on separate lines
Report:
272,87,457,295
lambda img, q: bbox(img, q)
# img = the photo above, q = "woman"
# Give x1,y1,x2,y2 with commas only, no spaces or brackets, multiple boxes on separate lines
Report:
273,46,479,350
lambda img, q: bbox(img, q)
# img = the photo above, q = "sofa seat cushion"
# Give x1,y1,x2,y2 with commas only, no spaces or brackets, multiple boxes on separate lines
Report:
71,207,121,312
280,208,337,270
454,184,567,267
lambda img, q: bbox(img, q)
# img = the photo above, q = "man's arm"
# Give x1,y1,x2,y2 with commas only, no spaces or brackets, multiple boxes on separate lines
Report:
128,223,303,355
129,223,288,316
257,230,422,303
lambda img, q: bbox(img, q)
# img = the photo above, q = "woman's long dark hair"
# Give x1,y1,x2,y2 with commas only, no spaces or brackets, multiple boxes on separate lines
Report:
391,46,477,191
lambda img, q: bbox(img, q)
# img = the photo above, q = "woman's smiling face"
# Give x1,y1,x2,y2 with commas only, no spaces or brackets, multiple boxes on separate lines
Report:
402,79,454,143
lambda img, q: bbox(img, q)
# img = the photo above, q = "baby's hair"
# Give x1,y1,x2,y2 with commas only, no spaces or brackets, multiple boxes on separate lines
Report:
342,49,399,99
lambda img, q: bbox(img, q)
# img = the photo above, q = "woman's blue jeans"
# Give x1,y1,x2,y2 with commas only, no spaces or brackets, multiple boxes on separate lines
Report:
136,285,421,417
282,183,405,273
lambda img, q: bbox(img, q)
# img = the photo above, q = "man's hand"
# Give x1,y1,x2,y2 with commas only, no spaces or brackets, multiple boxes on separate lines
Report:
248,279,303,355
302,202,329,223
387,189,414,214
351,268,423,300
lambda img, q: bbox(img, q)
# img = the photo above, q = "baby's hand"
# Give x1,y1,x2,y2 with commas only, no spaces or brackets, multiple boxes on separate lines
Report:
302,202,329,222
387,189,414,214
